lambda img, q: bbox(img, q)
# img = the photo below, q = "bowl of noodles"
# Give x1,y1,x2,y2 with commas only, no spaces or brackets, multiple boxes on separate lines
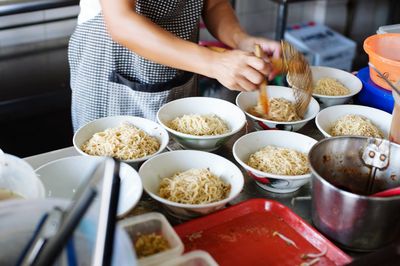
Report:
157,97,246,151
311,66,362,108
139,150,244,219
236,86,320,131
315,104,392,138
73,115,169,167
233,130,317,193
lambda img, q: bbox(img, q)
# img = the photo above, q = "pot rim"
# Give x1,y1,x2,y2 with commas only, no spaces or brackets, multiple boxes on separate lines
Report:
309,136,400,201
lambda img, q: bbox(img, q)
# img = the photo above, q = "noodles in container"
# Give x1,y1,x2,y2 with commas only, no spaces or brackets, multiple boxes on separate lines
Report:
236,87,320,132
314,77,350,96
167,114,229,136
247,145,309,176
134,233,170,258
158,168,231,205
330,114,384,138
247,98,301,122
81,123,160,160
232,131,316,193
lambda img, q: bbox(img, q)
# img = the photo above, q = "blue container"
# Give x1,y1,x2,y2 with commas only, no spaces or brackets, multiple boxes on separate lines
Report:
355,67,394,113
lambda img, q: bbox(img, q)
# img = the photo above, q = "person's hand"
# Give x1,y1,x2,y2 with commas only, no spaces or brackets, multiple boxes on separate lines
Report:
236,35,281,80
210,49,270,92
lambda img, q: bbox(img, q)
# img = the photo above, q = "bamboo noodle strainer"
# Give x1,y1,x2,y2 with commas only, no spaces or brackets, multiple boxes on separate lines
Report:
255,41,313,118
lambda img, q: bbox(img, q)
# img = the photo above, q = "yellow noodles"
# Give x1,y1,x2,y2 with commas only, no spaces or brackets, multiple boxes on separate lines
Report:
158,168,231,204
314,77,350,96
81,123,160,160
168,114,229,136
330,114,384,138
247,145,309,175
248,98,301,122
134,233,170,258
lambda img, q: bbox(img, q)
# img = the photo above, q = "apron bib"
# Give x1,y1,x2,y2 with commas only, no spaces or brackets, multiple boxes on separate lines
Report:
69,0,203,131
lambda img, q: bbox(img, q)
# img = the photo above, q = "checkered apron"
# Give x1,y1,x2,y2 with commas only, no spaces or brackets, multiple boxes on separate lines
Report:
69,0,203,132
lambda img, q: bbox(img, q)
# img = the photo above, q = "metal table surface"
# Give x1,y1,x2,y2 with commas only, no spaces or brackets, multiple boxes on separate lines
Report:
124,120,325,227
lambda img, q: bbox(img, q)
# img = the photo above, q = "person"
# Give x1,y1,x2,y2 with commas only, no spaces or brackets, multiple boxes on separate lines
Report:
69,0,281,131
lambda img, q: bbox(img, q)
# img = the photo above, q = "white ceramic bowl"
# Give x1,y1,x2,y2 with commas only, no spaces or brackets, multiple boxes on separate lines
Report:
236,86,320,131
157,97,246,151
35,156,143,217
0,153,45,200
139,150,244,219
316,104,392,138
233,131,317,193
311,66,363,108
73,115,169,166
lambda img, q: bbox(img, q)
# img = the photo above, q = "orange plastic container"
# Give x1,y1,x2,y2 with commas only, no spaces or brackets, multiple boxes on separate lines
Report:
364,33,400,90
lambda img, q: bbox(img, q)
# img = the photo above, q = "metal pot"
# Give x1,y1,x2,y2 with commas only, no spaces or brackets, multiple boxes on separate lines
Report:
309,136,400,251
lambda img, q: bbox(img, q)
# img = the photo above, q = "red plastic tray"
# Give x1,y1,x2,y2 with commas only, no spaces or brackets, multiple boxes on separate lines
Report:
174,199,352,266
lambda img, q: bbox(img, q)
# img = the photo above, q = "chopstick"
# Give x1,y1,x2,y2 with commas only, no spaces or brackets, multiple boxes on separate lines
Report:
254,44,269,115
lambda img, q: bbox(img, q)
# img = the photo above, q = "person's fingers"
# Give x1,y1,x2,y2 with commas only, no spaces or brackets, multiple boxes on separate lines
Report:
237,76,258,92
241,66,265,85
246,56,270,76
260,41,281,59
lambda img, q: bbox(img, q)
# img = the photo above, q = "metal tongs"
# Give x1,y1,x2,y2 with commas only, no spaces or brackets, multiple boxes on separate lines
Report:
368,63,400,97
362,138,391,194
17,158,121,266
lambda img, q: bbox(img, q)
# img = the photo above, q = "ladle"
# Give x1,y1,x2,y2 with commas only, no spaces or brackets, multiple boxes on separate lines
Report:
372,186,400,198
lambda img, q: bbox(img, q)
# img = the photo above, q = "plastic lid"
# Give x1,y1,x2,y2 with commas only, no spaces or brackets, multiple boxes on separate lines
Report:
377,24,400,34
0,150,45,199
119,212,184,266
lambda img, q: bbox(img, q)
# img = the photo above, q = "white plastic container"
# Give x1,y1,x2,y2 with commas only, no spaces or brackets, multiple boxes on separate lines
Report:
164,251,218,266
285,23,356,71
119,212,184,266
377,24,400,34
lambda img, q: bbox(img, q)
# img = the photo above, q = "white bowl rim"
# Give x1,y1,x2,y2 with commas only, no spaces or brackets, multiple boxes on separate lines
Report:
311,66,363,99
139,150,244,209
35,155,143,217
156,97,247,140
315,104,392,138
236,89,320,125
72,115,169,163
232,131,317,180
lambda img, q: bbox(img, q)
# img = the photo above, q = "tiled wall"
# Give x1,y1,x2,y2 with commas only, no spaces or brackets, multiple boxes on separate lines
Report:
201,0,328,41
0,1,392,50
0,6,79,49
201,0,391,43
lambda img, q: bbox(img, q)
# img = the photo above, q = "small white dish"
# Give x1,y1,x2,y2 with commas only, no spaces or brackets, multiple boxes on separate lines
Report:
35,156,143,217
73,115,169,167
315,104,392,138
236,86,320,131
311,66,363,108
157,97,246,151
119,212,184,266
139,150,244,219
233,130,317,193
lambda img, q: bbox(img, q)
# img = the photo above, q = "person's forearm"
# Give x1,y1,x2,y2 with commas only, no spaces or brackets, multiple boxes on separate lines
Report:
101,0,217,78
202,0,248,49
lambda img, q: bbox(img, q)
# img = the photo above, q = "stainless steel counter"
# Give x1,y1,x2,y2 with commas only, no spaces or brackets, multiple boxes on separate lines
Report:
125,120,325,227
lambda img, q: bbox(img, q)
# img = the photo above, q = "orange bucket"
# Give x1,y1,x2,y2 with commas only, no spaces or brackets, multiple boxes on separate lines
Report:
363,33,400,91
